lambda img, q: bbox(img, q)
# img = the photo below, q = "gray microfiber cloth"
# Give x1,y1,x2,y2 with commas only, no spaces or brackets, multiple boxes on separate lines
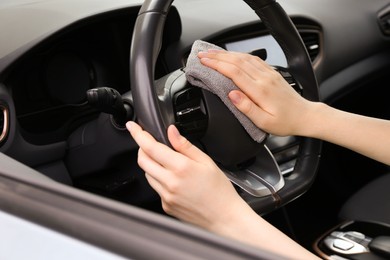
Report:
184,40,267,143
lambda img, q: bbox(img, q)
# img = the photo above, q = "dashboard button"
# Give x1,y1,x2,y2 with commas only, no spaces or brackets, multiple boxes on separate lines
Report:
333,239,354,251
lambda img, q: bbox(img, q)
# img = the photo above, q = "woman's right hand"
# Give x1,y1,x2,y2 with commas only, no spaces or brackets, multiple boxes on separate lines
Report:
198,50,317,137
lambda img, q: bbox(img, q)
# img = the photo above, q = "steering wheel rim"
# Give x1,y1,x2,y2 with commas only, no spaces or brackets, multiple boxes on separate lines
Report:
130,0,322,213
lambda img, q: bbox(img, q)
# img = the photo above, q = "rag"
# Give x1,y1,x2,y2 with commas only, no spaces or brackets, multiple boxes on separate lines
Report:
184,39,267,143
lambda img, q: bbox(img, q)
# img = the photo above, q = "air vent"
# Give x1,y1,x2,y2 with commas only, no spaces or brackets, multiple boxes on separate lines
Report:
378,5,390,35
0,104,9,144
299,30,321,63
174,87,207,138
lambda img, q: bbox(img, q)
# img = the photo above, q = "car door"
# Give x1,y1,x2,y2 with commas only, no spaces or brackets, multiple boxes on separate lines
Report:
0,152,285,260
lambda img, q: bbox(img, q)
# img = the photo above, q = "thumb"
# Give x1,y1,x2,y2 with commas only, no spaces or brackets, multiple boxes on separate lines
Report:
167,125,211,163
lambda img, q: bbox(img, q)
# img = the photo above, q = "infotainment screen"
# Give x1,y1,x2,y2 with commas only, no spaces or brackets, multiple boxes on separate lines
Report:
224,34,287,67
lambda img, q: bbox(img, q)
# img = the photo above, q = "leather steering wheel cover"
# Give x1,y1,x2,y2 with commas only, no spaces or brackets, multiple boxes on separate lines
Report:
130,0,174,145
130,0,322,212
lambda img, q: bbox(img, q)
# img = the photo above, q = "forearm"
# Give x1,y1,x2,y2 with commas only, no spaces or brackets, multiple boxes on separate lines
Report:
210,200,320,259
302,102,390,165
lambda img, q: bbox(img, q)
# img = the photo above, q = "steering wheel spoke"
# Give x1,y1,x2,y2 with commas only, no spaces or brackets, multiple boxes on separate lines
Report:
223,144,284,198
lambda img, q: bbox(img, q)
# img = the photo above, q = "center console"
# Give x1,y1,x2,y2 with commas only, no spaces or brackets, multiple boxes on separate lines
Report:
314,221,390,260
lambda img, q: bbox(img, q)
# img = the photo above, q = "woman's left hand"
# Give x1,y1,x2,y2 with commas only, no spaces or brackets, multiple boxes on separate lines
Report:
127,121,246,231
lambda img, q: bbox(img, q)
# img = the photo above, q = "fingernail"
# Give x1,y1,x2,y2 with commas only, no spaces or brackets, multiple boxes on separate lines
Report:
229,91,241,105
126,121,139,133
126,121,133,131
169,125,188,145
197,51,208,57
170,124,181,138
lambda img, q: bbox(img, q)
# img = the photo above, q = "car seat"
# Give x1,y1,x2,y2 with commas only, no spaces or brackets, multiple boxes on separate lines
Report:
314,173,390,258
338,173,390,225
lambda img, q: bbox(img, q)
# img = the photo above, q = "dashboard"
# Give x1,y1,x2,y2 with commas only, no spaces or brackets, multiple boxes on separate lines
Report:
5,8,139,145
4,7,322,146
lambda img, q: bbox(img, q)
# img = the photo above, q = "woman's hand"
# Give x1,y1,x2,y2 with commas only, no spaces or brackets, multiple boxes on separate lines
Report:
198,50,315,137
127,121,247,231
127,121,320,259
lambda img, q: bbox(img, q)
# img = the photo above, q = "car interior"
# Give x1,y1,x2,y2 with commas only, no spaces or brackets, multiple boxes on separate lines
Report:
0,0,390,259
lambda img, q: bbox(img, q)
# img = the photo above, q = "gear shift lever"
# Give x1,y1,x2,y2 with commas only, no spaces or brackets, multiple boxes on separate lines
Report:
86,87,133,127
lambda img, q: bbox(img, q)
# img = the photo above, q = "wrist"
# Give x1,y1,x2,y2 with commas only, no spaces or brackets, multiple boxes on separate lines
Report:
297,101,329,138
207,196,252,237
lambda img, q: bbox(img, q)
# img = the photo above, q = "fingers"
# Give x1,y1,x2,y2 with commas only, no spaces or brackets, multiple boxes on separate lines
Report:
144,173,166,198
127,121,180,170
167,125,211,164
127,122,189,194
127,121,212,175
137,148,168,180
199,54,256,91
198,50,279,101
228,90,269,129
230,51,275,74
198,50,274,80
127,121,208,164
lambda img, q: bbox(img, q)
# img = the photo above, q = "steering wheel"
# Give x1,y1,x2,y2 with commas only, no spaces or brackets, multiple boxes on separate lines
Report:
130,0,321,213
